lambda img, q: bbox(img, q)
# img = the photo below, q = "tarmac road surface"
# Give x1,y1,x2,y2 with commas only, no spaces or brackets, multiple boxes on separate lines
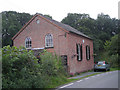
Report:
59,71,119,89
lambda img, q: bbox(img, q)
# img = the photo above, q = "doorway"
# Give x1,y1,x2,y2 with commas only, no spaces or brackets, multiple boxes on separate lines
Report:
61,55,68,72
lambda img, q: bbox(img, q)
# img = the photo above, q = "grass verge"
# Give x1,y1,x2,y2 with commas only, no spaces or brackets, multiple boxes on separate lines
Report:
51,68,119,88
47,75,79,88
49,72,104,88
110,67,120,71
54,72,103,88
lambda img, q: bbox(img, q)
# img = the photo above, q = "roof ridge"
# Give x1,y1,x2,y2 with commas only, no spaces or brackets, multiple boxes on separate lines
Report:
13,13,92,40
37,13,92,39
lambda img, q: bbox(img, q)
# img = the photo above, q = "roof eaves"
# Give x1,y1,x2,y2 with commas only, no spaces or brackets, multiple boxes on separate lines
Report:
69,31,93,40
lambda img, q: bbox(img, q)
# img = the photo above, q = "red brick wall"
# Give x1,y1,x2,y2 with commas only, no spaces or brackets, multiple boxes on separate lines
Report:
13,16,68,56
13,15,94,74
67,33,94,74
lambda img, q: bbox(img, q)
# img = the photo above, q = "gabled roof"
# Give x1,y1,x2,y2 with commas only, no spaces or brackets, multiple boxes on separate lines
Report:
39,14,92,39
12,13,92,40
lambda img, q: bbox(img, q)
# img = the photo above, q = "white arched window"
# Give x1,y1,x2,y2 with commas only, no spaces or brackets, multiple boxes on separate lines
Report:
76,43,82,61
45,34,53,48
25,37,32,48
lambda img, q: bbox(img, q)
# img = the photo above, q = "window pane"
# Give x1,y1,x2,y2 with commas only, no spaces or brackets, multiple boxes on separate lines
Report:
89,46,90,59
76,44,79,60
78,44,81,60
86,45,90,60
45,34,53,47
25,37,32,48
87,46,89,59
80,44,82,60
86,46,88,60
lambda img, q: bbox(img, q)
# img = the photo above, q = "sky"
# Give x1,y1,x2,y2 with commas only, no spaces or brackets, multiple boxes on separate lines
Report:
0,0,119,21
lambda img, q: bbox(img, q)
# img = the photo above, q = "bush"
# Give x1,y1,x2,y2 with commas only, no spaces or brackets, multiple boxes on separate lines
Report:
2,46,47,88
2,46,67,88
103,34,119,68
39,50,65,76
109,54,118,68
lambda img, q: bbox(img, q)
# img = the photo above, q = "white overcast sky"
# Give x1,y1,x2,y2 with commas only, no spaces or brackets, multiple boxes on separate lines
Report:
0,0,119,21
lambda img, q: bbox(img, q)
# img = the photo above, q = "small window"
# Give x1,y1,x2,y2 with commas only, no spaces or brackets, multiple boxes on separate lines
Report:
86,45,90,60
76,44,82,61
45,34,53,48
25,37,32,48
36,19,40,24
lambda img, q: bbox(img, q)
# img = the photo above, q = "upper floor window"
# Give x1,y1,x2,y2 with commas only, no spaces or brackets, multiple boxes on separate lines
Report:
25,37,32,48
86,45,90,60
45,34,53,48
76,43,82,61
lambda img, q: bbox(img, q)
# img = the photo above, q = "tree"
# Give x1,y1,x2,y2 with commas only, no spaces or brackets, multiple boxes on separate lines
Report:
2,11,119,62
2,11,54,47
104,34,119,67
2,11,32,47
44,14,52,19
61,13,119,60
104,34,118,55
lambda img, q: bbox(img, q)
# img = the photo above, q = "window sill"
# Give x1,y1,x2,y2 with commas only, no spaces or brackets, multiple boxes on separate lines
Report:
87,59,90,60
77,60,82,61
45,46,54,49
26,48,32,50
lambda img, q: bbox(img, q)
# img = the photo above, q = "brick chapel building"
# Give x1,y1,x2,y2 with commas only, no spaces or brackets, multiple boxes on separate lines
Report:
12,13,94,74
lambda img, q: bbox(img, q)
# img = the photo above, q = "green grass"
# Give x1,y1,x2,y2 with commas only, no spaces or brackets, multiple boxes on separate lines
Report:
47,72,104,88
48,68,119,88
47,75,79,88
50,72,103,88
110,67,120,71
47,70,94,88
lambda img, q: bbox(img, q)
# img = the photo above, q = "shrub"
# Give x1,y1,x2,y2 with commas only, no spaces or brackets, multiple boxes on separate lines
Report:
37,50,68,88
103,34,119,68
109,54,118,68
2,46,67,88
2,46,47,88
39,50,66,76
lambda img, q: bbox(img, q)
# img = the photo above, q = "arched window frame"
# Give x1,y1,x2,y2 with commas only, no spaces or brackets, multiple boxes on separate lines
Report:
76,43,82,61
25,37,32,49
45,34,53,48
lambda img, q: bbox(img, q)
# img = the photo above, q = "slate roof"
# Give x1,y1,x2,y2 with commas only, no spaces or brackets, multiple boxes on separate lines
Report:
39,13,92,40
12,13,92,40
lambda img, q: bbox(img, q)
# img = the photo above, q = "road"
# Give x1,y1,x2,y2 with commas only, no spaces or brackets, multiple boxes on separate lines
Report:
59,71,119,89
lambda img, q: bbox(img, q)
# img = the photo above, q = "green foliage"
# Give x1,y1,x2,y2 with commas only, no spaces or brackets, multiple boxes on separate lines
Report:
2,11,119,56
2,46,47,88
109,54,118,68
40,51,65,76
2,11,53,47
44,14,52,19
61,13,119,60
2,11,32,47
97,34,118,68
104,40,111,50
104,34,118,55
2,46,67,88
61,13,91,29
